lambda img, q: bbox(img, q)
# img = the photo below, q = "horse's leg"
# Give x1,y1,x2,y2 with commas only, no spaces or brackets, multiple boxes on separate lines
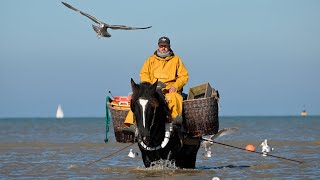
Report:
140,151,151,168
175,138,201,168
139,147,163,168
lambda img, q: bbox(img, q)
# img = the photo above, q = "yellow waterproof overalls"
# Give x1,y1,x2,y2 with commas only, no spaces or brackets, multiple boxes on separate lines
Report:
124,52,189,127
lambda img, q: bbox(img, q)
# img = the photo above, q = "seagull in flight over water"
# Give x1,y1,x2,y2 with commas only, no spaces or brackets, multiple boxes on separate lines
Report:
62,2,152,38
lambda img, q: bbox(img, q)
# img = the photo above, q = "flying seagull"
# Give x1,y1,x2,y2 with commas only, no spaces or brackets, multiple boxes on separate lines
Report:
61,2,152,38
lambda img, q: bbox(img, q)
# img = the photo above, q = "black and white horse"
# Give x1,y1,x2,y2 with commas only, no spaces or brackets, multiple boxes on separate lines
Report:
130,78,201,168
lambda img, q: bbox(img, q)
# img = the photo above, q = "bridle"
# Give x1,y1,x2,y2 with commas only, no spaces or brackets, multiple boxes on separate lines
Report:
134,98,173,151
138,121,173,151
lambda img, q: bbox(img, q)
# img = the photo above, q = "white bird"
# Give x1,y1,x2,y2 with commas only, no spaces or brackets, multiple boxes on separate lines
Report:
203,150,211,158
260,139,274,156
128,149,138,158
62,2,152,38
201,127,239,151
201,127,239,158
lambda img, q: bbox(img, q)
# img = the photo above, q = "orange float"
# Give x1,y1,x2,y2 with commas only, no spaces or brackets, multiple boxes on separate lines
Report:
245,144,255,151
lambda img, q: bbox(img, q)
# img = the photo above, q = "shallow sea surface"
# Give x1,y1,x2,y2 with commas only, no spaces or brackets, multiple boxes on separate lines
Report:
0,116,319,179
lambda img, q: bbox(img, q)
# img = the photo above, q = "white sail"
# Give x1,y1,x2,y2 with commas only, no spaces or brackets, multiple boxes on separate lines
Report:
56,104,64,119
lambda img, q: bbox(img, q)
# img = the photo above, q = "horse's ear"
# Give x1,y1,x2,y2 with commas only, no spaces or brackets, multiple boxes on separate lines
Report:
151,79,158,93
131,78,138,94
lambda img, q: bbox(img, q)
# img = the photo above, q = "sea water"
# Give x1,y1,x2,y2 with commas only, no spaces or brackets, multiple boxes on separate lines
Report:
0,116,319,179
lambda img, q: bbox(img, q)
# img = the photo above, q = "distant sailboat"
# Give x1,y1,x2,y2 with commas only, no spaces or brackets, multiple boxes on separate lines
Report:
56,104,64,119
300,105,308,117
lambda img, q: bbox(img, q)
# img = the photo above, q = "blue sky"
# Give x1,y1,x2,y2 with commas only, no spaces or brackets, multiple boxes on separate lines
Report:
1,0,319,117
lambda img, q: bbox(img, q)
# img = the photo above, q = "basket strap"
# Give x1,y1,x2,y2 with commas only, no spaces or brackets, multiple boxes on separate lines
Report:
104,96,112,143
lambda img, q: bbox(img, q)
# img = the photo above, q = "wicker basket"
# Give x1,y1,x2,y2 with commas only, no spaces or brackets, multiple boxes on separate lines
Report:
183,95,219,137
108,89,219,142
107,103,136,143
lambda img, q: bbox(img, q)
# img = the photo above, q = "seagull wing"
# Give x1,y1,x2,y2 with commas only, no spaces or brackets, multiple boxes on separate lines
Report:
202,134,215,141
201,140,213,149
201,127,239,149
210,127,239,140
109,25,152,30
62,2,107,26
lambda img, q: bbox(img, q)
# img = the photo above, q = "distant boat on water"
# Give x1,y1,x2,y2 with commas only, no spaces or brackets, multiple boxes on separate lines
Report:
300,105,308,117
56,104,64,119
300,110,308,117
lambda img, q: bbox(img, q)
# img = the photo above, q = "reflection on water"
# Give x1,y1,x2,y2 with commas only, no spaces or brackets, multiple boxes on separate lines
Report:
0,116,319,179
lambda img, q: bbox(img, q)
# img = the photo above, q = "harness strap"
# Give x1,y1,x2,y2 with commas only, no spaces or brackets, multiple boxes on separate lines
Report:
139,123,173,151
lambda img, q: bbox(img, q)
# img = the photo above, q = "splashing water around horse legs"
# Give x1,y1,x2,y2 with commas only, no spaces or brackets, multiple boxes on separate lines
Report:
149,159,177,170
130,78,201,169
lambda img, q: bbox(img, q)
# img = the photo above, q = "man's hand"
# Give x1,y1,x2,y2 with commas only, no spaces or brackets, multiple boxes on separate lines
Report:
168,86,177,93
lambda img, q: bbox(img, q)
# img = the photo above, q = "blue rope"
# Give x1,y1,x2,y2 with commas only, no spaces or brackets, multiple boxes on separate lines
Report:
104,96,112,143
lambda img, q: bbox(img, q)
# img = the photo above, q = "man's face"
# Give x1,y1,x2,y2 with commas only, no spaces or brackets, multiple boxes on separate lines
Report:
158,44,170,54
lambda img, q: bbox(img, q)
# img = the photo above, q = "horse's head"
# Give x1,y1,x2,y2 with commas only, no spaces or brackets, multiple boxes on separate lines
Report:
130,78,170,149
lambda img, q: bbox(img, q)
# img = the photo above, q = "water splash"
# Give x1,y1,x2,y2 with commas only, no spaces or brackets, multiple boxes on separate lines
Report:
147,159,177,170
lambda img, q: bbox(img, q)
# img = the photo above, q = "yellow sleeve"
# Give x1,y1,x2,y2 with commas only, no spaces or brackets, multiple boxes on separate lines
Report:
173,57,189,91
140,57,152,83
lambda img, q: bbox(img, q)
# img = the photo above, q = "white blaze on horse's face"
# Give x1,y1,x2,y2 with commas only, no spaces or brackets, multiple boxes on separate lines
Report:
138,99,148,128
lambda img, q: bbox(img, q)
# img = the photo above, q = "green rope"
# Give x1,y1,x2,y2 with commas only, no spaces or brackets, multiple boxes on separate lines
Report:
104,96,112,143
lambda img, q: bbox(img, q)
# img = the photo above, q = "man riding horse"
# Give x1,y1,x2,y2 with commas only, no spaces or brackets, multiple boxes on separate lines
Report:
124,36,188,133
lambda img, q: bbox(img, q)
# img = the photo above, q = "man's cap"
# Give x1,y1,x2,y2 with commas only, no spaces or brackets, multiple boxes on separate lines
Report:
158,36,170,45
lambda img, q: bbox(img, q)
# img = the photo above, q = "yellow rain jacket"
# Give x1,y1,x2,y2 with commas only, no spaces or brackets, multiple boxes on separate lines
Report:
140,52,189,92
124,51,189,127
